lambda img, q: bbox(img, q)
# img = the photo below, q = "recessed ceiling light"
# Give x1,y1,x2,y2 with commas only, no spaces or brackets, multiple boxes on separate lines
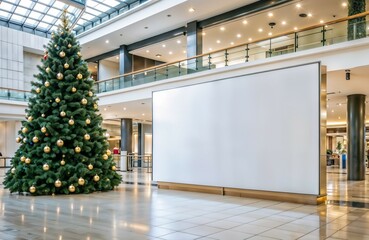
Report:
216,40,221,43
308,13,312,17
268,12,273,17
146,50,150,53
202,32,206,36
248,38,252,41
338,116,341,119
162,44,166,48
268,32,272,36
169,51,173,55
142,113,145,116
342,2,347,7
258,28,263,32
242,20,248,25
156,54,161,58
281,21,286,25
183,50,186,53
296,3,301,8
176,40,181,44
104,108,107,111
331,109,334,113
189,7,195,12
116,56,119,59
220,26,225,31
230,42,234,45
105,40,109,43
123,107,127,110
294,27,298,31
209,48,212,51
236,34,241,38
320,20,324,23
338,103,342,106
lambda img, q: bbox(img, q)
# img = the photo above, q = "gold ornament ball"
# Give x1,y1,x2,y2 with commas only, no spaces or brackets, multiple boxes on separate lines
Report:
32,136,39,143
93,175,100,182
44,146,51,153
64,63,69,69
23,138,28,143
68,43,72,48
28,116,33,122
29,186,36,193
94,104,98,110
88,164,93,170
55,97,61,103
60,160,66,166
43,163,50,171
22,127,28,133
54,44,57,48
46,67,51,73
36,88,41,94
16,137,21,143
84,134,90,141
60,111,66,117
69,185,75,193
71,87,77,92
77,51,81,57
106,149,112,156
88,91,93,97
57,73,63,80
81,98,88,105
112,165,116,171
102,154,108,160
41,127,47,133
75,146,81,153
77,73,83,80
78,178,85,186
68,119,75,125
25,158,31,164
55,180,62,188
44,81,50,87
41,114,46,118
11,168,16,174
86,118,91,125
56,139,64,147
59,51,65,58
20,156,26,162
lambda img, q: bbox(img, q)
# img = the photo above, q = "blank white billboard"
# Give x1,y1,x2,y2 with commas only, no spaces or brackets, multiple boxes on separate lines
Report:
153,63,321,195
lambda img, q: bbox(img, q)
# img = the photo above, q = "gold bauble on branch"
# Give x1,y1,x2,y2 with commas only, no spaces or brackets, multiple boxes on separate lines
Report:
93,175,100,182
57,73,64,80
106,149,112,156
22,127,28,133
56,139,64,147
68,43,72,48
41,113,46,118
68,119,74,125
32,136,39,143
81,98,87,105
54,44,57,48
75,146,81,153
43,163,50,171
44,81,50,87
88,164,93,170
44,146,51,153
88,91,93,97
77,51,81,57
16,137,21,143
68,185,75,193
64,63,69,69
41,127,47,133
84,134,90,141
11,168,16,174
93,103,98,110
23,138,27,143
25,158,31,164
55,97,61,103
60,111,66,117
29,186,36,193
20,156,26,162
59,51,65,58
77,73,83,80
112,165,116,171
78,177,85,186
55,180,62,188
85,118,91,125
102,154,108,160
46,67,51,73
60,160,66,166
36,88,41,94
28,116,33,122
71,87,77,92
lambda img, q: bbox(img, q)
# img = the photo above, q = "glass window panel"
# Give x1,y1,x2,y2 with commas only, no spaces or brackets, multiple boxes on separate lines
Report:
34,3,48,13
19,0,34,8
11,15,25,23
38,22,50,29
24,18,38,26
39,0,54,5
82,13,95,20
14,6,29,16
43,15,57,24
103,0,120,7
86,8,103,16
29,11,43,20
87,0,99,7
1,2,15,12
95,4,110,12
48,8,61,16
0,11,11,19
53,1,67,9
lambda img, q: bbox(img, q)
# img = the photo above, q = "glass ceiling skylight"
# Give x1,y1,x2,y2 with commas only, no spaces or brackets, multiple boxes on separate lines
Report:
0,0,149,37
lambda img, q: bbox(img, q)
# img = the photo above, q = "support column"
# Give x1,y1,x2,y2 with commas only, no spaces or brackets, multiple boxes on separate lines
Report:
187,21,202,71
137,123,142,167
121,118,133,154
119,45,133,87
347,94,366,180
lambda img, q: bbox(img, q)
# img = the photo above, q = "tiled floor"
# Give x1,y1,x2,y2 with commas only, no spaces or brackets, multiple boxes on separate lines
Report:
0,168,369,240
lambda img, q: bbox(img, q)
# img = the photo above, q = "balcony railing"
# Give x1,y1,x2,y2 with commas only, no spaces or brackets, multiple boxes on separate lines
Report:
1,12,369,100
95,11,369,93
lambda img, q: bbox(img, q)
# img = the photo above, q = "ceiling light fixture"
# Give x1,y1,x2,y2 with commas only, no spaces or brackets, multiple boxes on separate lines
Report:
177,40,181,44
183,50,186,53
268,32,272,36
220,26,225,31
216,40,221,43
342,2,347,7
105,40,109,43
320,20,324,24
236,34,241,38
296,3,302,8
268,12,273,17
116,56,119,59
202,32,206,36
248,38,252,41
156,54,161,58
169,51,173,55
162,44,166,48
146,50,150,53
209,48,213,51
258,28,263,32
269,22,276,28
123,107,127,110
242,20,248,25
282,21,286,25
189,7,195,12
230,42,234,45
308,13,312,17
294,27,298,31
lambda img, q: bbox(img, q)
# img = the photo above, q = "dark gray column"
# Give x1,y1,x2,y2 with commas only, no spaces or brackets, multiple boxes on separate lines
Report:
121,118,133,154
187,21,202,71
347,94,366,180
137,123,142,167
119,45,132,74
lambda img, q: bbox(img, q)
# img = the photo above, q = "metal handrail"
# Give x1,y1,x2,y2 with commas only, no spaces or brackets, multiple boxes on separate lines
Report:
127,154,152,172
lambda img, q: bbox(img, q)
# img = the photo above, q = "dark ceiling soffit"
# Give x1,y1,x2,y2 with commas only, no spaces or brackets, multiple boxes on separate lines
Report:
85,48,120,62
198,0,294,28
126,26,186,51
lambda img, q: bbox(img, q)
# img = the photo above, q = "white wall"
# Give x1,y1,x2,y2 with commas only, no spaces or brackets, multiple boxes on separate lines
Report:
98,60,119,81
24,52,42,90
153,63,322,195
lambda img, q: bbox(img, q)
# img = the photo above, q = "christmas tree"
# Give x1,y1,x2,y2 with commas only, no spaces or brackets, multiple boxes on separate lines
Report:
3,11,122,195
